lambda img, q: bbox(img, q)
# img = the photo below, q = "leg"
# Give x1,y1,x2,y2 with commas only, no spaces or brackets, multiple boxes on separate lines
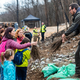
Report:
75,41,80,75
42,33,44,41
22,67,27,80
16,67,22,80
38,36,40,43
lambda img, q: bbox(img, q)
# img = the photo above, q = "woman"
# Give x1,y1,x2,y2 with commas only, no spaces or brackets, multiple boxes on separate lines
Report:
15,29,24,44
2,27,36,50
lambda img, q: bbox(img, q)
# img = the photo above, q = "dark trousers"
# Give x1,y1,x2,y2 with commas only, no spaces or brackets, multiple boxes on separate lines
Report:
41,32,45,41
75,41,80,74
16,67,27,80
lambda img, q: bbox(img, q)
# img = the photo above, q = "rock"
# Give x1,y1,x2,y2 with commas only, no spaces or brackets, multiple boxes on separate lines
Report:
35,59,39,63
58,58,62,61
46,58,50,63
35,63,38,66
45,42,49,46
63,59,68,62
41,61,45,65
41,58,45,61
73,38,76,41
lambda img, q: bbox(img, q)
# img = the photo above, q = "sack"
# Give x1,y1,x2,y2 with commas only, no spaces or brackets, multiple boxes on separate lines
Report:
0,41,7,56
42,63,59,77
13,48,28,65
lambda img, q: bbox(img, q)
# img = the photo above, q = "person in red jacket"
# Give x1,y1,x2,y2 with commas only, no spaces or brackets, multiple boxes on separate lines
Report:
15,29,25,44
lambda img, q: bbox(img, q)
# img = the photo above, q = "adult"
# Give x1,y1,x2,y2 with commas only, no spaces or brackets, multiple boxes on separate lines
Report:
62,3,80,77
2,27,37,50
40,22,46,41
33,26,40,42
15,29,25,44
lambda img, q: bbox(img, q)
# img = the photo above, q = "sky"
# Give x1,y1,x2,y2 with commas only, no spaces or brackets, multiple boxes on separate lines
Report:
0,0,51,13
0,0,15,12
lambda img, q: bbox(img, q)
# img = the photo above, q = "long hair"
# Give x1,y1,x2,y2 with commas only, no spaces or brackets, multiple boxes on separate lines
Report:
4,27,13,39
1,49,14,64
15,29,25,39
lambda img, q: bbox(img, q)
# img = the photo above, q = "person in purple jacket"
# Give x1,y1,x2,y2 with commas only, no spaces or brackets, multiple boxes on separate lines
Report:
1,27,37,80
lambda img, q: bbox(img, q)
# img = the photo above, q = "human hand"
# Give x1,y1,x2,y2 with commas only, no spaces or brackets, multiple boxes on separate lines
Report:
62,34,66,42
31,42,37,46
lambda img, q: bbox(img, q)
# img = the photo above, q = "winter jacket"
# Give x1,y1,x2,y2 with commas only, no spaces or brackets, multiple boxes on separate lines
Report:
1,60,15,80
15,48,31,67
17,37,24,44
1,37,31,50
65,7,80,36
40,24,46,33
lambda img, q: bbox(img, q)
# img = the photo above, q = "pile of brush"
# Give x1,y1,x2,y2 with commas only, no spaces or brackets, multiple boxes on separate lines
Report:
51,33,76,52
31,45,40,60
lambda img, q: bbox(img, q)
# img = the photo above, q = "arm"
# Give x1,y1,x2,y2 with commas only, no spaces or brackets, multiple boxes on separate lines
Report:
65,14,80,36
9,40,31,49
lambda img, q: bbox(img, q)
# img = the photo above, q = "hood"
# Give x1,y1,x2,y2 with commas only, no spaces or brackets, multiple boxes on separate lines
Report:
76,7,80,13
1,60,13,68
2,37,8,42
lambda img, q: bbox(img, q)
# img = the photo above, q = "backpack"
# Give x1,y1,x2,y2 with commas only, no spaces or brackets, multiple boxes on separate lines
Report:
0,41,7,56
13,48,28,65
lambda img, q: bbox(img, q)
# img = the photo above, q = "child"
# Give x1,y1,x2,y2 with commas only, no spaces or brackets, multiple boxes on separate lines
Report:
15,37,31,80
1,49,15,80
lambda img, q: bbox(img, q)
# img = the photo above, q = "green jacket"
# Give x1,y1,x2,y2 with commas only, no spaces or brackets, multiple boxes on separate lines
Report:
15,49,31,67
40,24,46,33
65,7,80,36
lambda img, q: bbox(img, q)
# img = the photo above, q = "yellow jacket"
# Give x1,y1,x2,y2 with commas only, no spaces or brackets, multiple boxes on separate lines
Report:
15,48,31,67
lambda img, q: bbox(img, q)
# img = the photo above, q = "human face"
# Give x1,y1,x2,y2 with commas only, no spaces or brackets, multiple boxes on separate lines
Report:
18,30,23,37
69,6,76,16
69,6,74,15
10,29,15,37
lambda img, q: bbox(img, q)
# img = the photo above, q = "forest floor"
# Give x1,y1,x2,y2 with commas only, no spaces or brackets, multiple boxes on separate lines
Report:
26,25,80,80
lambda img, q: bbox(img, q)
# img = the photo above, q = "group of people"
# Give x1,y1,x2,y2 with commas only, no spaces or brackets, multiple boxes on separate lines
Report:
1,2,80,80
0,26,37,80
0,21,46,80
33,22,46,42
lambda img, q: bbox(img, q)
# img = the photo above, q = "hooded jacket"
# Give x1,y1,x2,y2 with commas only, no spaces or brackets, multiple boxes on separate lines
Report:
2,37,31,50
65,7,80,36
1,60,15,80
15,48,31,67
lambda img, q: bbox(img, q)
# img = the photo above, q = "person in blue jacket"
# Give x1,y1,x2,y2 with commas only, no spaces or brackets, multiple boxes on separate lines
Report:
1,49,15,80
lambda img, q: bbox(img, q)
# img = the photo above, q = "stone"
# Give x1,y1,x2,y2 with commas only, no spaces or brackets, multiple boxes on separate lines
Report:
41,61,45,65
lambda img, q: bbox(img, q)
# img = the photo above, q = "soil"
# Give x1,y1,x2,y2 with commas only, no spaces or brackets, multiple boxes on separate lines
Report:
26,25,80,80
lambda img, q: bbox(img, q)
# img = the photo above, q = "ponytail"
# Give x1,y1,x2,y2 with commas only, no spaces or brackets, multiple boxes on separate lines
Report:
1,52,5,64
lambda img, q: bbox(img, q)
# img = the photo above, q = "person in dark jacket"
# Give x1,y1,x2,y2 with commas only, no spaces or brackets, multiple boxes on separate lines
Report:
62,3,80,77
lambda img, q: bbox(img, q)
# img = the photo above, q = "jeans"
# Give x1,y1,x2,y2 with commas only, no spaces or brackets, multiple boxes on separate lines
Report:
16,67,27,80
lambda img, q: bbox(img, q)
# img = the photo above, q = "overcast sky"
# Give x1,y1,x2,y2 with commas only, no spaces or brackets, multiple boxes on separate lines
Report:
0,0,50,13
0,0,16,12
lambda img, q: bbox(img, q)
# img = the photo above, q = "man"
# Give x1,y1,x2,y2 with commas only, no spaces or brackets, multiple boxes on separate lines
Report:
40,22,46,41
33,27,40,42
62,3,80,77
